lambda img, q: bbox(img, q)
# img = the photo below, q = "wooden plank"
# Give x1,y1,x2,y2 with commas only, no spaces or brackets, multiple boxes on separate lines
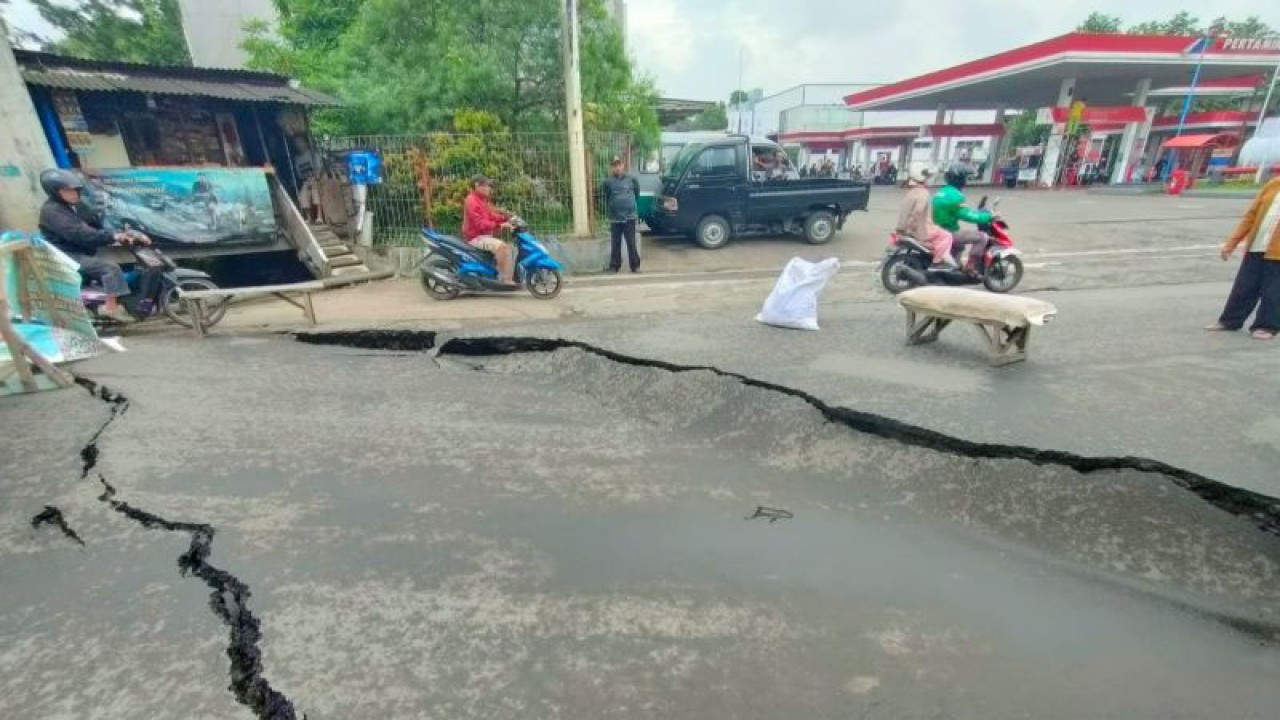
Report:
303,292,317,325
179,281,324,300
19,339,74,388
0,239,31,256
0,269,38,392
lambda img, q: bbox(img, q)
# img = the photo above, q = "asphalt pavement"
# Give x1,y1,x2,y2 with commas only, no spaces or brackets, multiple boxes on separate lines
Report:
2,190,1278,719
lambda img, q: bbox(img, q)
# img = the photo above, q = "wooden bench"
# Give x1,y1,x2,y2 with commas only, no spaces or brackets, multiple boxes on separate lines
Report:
897,287,1057,367
178,281,325,338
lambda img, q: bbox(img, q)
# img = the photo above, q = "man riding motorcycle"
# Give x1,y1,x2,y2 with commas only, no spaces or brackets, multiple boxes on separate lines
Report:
37,169,161,323
932,168,992,272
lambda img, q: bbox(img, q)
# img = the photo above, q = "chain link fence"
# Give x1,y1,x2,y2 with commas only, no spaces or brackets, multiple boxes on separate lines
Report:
321,131,631,247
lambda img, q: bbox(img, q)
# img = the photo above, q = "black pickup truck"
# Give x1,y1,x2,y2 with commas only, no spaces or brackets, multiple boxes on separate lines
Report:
649,135,871,249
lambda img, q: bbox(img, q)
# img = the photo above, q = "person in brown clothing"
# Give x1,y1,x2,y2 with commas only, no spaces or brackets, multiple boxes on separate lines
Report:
896,168,954,266
1206,177,1280,340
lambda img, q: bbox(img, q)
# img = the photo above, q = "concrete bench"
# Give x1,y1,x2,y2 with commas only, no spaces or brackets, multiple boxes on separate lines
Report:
897,287,1057,366
178,281,325,338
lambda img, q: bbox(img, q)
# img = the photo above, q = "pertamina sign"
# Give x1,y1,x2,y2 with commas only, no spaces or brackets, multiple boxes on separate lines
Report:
1211,36,1280,54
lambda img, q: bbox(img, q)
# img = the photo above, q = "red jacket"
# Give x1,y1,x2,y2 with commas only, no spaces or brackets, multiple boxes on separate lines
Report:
462,192,507,241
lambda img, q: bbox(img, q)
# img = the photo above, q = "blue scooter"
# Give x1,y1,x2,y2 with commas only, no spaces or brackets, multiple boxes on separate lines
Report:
419,216,564,300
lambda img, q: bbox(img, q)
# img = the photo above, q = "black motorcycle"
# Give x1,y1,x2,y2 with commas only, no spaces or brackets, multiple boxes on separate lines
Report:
82,241,227,329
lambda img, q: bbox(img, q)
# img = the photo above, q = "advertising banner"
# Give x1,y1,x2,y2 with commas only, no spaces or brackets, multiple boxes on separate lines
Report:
1,233,109,393
82,168,277,247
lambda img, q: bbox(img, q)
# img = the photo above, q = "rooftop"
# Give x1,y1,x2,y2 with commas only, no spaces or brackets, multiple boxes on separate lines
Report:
15,50,341,107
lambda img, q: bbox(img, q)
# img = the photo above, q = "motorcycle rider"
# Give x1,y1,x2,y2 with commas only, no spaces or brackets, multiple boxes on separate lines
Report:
932,167,993,272
461,175,516,287
37,169,158,322
896,168,955,267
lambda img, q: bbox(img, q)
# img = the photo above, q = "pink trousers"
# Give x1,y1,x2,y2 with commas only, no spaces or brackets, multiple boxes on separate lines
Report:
926,226,954,265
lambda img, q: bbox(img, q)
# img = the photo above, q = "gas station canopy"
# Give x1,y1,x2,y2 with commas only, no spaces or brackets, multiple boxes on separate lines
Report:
845,33,1280,111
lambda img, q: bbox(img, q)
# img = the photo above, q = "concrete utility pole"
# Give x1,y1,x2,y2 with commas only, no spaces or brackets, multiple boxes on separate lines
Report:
560,0,591,238
0,19,57,231
1255,61,1280,184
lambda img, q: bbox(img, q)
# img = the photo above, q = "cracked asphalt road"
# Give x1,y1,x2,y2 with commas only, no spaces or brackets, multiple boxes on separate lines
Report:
2,280,1279,719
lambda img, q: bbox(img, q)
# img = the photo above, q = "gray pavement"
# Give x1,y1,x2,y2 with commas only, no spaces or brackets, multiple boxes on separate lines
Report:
3,189,1279,719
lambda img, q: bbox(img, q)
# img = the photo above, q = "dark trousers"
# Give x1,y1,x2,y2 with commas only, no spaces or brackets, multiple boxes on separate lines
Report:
609,219,640,272
71,254,130,297
1219,252,1280,332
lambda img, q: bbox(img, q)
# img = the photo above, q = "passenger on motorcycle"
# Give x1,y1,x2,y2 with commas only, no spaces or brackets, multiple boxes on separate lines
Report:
933,168,993,272
461,175,516,287
37,169,159,323
896,168,955,267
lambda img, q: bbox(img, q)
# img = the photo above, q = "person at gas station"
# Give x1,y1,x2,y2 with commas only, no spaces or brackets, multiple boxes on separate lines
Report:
1207,177,1280,340
896,167,955,267
932,168,992,273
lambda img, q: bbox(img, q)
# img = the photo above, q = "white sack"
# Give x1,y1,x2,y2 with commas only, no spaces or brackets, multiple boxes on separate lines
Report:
755,257,840,331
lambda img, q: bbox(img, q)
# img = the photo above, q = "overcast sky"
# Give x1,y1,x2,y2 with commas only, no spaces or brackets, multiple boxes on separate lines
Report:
5,0,1277,102
626,0,1280,101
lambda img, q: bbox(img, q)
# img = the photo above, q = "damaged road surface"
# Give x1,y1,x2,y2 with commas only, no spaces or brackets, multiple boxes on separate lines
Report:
1,331,1278,720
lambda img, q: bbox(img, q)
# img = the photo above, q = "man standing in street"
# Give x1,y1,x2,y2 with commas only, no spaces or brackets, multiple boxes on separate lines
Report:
1206,177,1280,340
602,156,641,273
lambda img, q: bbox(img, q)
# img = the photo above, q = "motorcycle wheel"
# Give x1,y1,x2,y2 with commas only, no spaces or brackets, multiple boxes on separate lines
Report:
880,254,926,294
526,268,563,300
420,257,462,301
983,255,1024,293
161,278,227,329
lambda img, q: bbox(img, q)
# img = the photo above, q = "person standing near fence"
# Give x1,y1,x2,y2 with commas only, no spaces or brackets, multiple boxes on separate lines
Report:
602,157,641,274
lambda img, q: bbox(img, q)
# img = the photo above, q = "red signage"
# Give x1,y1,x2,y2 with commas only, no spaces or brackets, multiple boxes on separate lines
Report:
1047,106,1148,124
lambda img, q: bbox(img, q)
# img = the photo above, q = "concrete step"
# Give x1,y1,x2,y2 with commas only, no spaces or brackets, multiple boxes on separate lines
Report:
321,244,351,256
329,264,372,277
329,254,365,269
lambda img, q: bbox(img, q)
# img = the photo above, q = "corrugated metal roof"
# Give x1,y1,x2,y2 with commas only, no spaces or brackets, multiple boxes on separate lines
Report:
19,63,341,107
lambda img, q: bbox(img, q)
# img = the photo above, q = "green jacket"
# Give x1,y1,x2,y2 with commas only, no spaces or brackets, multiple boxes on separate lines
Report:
932,185,992,232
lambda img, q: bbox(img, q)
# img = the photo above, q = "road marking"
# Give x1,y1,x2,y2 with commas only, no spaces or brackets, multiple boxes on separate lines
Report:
1030,244,1218,258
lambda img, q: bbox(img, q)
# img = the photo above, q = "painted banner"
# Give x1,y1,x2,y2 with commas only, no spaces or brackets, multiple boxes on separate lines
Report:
82,168,277,246
1,232,108,393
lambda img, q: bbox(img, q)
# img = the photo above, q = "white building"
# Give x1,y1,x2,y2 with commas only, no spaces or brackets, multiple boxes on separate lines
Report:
733,83,1002,175
178,0,278,69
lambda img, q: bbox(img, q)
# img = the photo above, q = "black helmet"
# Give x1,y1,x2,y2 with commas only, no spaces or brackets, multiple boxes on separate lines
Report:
943,168,968,190
40,169,85,199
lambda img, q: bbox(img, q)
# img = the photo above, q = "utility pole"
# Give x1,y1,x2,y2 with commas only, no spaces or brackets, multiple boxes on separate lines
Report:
736,47,744,134
560,0,591,238
1254,59,1280,184
0,18,57,231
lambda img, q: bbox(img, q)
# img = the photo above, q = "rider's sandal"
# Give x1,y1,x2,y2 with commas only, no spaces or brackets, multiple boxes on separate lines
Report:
1251,330,1277,340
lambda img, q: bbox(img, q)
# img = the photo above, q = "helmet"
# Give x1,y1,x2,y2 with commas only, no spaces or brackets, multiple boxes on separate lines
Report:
40,169,85,198
943,168,968,190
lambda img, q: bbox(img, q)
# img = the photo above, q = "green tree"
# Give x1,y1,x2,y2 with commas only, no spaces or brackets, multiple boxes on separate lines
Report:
1077,12,1122,33
25,0,191,65
246,0,658,147
671,102,728,132
1128,11,1202,36
1005,110,1050,149
729,90,750,107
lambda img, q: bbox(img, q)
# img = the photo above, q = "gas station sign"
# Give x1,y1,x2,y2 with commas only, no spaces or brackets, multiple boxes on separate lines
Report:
1211,36,1280,54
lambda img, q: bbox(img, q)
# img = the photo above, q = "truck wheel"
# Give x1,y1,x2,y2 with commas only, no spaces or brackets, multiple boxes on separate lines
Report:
804,211,837,245
695,215,732,249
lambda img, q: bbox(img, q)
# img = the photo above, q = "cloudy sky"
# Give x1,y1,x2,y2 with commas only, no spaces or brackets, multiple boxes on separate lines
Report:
626,0,1279,101
4,0,1277,102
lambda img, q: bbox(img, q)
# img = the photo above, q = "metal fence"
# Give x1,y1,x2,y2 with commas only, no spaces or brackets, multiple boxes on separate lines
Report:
321,131,631,246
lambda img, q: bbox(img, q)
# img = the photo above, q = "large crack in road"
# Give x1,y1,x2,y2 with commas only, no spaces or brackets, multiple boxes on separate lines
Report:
69,378,303,720
300,330,1280,537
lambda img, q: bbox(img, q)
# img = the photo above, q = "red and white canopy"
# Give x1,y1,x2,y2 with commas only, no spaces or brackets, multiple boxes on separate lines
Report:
845,33,1280,111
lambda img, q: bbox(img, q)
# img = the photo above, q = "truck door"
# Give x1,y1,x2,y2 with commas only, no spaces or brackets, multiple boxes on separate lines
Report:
679,144,747,230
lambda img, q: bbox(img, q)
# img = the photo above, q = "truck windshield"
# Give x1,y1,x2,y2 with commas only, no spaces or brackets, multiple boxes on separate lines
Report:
664,142,704,181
